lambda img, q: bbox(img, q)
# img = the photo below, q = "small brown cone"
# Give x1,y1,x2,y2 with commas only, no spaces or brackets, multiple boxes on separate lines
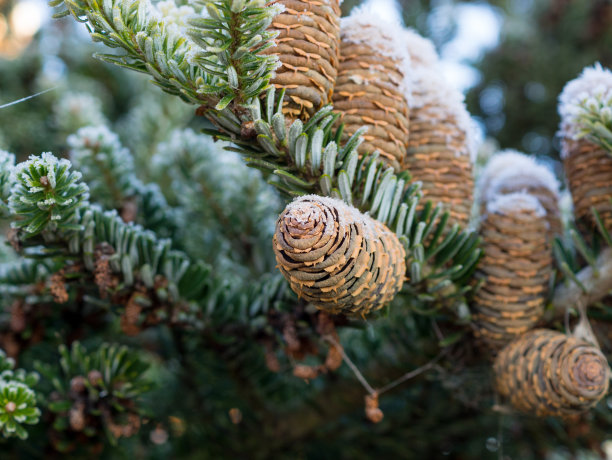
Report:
471,193,553,351
494,329,610,417
403,32,474,228
263,0,341,120
332,11,411,171
273,195,406,316
478,150,562,239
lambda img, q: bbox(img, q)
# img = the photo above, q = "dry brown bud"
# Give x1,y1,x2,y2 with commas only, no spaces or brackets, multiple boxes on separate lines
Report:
264,348,281,373
121,291,144,336
292,364,321,380
364,393,384,423
87,370,103,387
49,272,69,304
70,376,87,394
9,300,26,333
282,321,301,352
324,343,343,371
229,408,243,425
69,401,86,431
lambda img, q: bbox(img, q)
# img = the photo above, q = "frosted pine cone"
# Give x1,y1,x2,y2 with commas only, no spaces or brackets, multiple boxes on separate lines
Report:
263,0,341,120
494,329,610,417
273,195,406,316
332,9,411,171
478,150,562,238
563,139,612,232
403,31,474,228
471,193,553,350
559,65,612,233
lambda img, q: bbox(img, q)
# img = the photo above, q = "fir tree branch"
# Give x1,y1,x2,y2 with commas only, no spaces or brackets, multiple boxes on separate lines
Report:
50,0,482,311
150,129,280,274
5,152,294,331
0,150,15,217
48,0,211,105
0,349,41,440
188,0,282,111
35,342,152,446
67,125,179,237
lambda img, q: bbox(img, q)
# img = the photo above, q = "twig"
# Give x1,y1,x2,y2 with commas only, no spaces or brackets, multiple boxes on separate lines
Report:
376,349,447,395
322,334,375,395
550,247,612,319
323,335,447,397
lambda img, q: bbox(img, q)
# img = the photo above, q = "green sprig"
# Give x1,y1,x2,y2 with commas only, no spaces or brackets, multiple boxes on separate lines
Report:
188,0,282,110
0,350,41,440
8,153,89,238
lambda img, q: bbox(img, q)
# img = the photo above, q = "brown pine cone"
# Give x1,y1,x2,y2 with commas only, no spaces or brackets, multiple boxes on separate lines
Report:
471,193,553,350
478,150,562,239
273,195,406,316
559,65,612,233
563,138,612,232
403,31,474,228
262,0,341,120
494,329,610,417
332,11,411,171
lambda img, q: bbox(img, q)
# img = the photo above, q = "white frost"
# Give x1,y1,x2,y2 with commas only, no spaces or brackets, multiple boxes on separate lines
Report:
486,191,546,218
478,149,559,205
341,6,412,97
404,30,479,159
403,29,438,68
558,63,612,140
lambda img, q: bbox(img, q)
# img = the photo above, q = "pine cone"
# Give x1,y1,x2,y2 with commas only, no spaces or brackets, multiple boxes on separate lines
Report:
478,150,562,239
403,32,474,228
263,0,341,120
563,138,612,232
331,11,411,171
559,65,612,233
273,195,406,316
494,329,610,417
471,193,553,350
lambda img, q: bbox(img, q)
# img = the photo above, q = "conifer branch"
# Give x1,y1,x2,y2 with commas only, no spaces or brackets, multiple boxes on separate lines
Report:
48,0,211,104
0,350,41,440
35,342,152,446
68,126,179,237
188,0,282,111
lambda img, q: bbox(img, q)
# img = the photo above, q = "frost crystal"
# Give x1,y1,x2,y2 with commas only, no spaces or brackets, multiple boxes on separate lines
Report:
154,0,197,31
